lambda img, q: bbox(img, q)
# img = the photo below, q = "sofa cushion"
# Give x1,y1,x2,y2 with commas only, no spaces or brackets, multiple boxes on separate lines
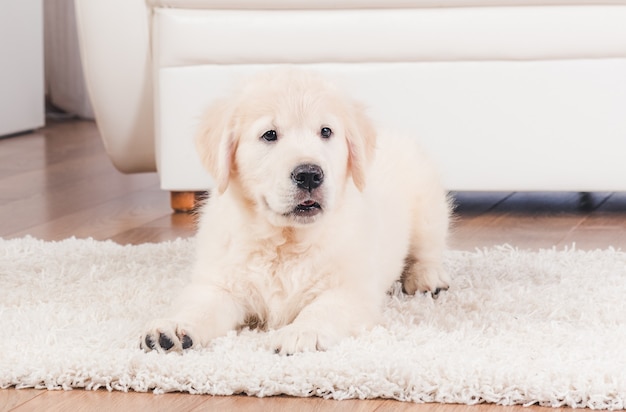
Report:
149,0,626,9
154,6,626,67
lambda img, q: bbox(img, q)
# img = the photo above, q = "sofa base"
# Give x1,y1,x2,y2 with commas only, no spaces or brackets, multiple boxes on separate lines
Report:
157,59,626,193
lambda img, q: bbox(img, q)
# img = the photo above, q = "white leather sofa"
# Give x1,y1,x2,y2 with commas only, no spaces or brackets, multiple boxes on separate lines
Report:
75,0,626,211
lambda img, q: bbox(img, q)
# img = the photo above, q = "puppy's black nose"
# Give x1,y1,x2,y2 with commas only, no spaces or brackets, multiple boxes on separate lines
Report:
291,164,324,191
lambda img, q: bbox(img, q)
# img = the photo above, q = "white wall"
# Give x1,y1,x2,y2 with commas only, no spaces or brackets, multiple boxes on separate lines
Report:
0,0,45,137
44,0,93,119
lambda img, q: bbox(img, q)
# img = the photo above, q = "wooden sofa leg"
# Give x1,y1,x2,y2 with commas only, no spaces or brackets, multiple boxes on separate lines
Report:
170,191,208,213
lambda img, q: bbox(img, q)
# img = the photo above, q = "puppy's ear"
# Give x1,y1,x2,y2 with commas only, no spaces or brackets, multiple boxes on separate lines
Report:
345,102,377,191
195,99,238,194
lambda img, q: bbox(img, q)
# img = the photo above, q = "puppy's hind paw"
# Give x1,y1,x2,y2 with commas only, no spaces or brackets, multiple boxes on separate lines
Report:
430,286,448,299
140,319,196,353
402,264,450,297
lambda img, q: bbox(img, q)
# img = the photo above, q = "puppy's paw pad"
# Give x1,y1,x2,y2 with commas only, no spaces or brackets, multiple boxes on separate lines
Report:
181,334,193,349
140,319,195,353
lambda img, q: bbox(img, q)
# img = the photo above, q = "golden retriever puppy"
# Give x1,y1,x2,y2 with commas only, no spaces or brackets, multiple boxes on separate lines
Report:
141,69,451,355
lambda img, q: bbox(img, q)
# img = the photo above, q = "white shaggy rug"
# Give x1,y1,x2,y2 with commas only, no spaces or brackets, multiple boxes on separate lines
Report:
1,237,625,409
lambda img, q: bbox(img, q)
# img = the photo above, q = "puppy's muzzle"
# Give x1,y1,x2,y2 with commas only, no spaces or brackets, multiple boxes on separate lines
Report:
291,164,324,191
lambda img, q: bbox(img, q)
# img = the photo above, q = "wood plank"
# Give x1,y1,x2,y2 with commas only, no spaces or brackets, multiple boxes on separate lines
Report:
560,192,626,249
110,213,197,244
9,390,209,412
0,389,44,412
0,121,164,236
188,395,388,412
0,121,102,177
2,390,572,412
8,188,171,242
434,192,512,251
0,153,128,203
0,170,159,237
450,192,606,250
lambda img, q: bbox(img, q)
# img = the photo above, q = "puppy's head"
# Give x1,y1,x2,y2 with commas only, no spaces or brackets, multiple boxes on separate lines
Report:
196,69,376,227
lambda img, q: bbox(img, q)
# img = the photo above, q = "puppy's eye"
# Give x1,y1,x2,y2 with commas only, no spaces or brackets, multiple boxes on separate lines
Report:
320,127,332,139
261,130,277,142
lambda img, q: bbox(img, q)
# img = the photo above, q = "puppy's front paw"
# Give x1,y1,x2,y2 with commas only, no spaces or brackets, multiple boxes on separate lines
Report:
271,324,339,355
140,319,196,353
402,264,450,298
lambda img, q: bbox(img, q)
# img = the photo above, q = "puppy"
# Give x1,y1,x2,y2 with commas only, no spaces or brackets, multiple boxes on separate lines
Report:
141,69,451,355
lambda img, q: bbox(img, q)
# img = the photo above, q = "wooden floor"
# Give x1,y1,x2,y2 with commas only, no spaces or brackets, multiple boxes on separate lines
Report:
1,119,624,411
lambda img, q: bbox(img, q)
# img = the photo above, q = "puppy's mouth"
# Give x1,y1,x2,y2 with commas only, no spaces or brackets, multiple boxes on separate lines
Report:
283,198,324,224
263,196,324,224
294,199,322,216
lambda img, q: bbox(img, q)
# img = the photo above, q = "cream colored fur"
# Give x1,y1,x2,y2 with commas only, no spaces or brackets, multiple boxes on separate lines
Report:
141,69,451,355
